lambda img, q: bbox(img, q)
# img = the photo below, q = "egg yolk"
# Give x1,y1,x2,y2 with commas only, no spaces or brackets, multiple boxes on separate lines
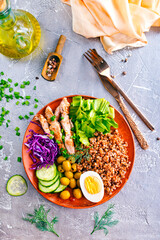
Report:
84,176,101,194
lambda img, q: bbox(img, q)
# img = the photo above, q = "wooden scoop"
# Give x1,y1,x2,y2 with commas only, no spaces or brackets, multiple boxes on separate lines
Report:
41,35,66,81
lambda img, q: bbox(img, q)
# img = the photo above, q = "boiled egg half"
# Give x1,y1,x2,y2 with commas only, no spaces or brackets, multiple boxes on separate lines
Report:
80,171,104,202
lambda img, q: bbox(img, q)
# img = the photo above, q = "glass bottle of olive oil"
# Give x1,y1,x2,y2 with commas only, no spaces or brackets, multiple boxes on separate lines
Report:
0,0,41,58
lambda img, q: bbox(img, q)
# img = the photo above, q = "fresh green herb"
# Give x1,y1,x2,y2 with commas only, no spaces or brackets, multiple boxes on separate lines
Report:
20,84,25,89
17,157,22,162
34,98,38,102
8,78,12,83
23,81,30,85
16,101,20,105
61,117,64,120
9,87,13,93
49,136,54,139
23,205,59,237
24,115,29,120
33,86,36,90
56,140,61,144
0,136,2,139
50,130,54,135
4,156,8,160
91,204,118,236
0,71,4,75
14,83,18,87
34,104,38,108
7,120,10,123
24,101,30,106
19,115,24,120
25,96,31,100
29,112,34,115
16,132,20,136
6,122,9,127
15,127,20,131
50,115,56,121
0,145,3,150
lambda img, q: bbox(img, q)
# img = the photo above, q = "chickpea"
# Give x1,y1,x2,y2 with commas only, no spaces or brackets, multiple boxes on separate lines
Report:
60,177,70,186
68,156,76,164
57,156,66,164
60,190,70,200
73,188,82,199
77,179,80,188
62,160,71,171
74,172,81,180
71,163,77,172
57,165,64,173
65,171,73,179
69,178,76,189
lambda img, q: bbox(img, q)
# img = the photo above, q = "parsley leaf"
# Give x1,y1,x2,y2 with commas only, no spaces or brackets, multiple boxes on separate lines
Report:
91,204,118,236
23,205,59,237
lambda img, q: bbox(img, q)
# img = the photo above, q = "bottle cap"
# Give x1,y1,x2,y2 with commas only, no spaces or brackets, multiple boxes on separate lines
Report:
0,0,6,12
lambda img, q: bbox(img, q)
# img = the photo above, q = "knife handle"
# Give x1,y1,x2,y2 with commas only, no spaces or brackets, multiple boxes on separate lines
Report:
117,96,149,150
55,35,66,55
106,76,154,131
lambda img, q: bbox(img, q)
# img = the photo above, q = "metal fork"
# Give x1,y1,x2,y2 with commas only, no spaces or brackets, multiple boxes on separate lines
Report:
84,49,153,150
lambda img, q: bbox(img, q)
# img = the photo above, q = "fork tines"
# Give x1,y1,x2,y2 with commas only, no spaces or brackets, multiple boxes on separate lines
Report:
83,49,104,65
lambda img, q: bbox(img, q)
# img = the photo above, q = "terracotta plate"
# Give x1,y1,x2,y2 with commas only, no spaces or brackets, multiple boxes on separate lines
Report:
22,95,135,209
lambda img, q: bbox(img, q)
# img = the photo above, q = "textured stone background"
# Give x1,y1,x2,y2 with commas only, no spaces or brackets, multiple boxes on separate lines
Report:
0,0,160,239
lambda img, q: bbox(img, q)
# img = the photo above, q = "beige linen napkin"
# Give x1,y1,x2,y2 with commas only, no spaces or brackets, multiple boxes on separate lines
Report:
62,0,160,53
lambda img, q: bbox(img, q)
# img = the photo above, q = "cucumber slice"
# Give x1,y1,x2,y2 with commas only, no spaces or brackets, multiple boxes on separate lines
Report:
36,164,57,181
54,184,67,193
39,174,59,187
6,175,28,196
38,178,60,193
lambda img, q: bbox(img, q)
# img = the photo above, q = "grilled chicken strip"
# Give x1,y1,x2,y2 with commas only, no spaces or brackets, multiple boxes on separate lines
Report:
59,98,75,154
34,114,52,136
45,106,65,150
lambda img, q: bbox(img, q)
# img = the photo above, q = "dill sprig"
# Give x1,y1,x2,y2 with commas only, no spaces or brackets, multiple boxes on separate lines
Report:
91,204,118,236
23,205,59,237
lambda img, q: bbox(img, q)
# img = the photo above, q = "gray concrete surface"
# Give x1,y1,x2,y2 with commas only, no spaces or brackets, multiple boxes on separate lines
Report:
0,0,160,239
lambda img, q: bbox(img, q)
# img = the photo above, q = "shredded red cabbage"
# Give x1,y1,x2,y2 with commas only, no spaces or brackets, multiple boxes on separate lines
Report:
25,129,59,170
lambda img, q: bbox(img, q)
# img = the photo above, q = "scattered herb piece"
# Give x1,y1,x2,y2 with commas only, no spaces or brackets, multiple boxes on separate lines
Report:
0,71,4,75
56,140,61,144
6,122,9,127
8,78,12,83
4,156,8,160
34,98,38,102
15,127,20,131
29,112,34,116
34,104,38,108
20,84,25,89
61,117,64,120
23,81,30,85
14,83,18,87
7,120,10,123
91,204,118,236
24,115,29,120
50,130,54,135
50,115,56,121
17,157,22,162
16,101,20,105
33,86,36,90
19,115,24,120
25,96,31,100
0,145,3,150
0,136,2,139
9,87,13,92
23,205,59,237
16,132,20,136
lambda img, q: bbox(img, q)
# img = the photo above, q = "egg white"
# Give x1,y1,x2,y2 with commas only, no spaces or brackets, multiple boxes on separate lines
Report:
80,171,104,203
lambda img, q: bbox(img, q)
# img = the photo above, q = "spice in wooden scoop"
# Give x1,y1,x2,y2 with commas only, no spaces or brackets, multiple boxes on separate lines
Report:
46,56,59,77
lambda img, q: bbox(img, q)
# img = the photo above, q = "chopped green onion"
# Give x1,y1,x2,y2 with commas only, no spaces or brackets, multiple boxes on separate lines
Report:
34,98,38,102
49,136,54,139
50,130,54,135
14,83,18,87
24,115,29,119
6,122,9,127
16,101,20,105
25,96,31,100
9,88,13,93
0,136,2,139
8,78,12,83
15,127,19,131
29,112,34,115
34,104,38,108
17,157,22,162
61,117,64,120
0,145,3,150
16,132,20,136
20,84,25,88
33,86,36,90
24,101,30,106
23,81,30,85
4,156,8,160
7,120,10,123
50,115,56,121
56,140,61,144
0,71,4,75
19,115,23,120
